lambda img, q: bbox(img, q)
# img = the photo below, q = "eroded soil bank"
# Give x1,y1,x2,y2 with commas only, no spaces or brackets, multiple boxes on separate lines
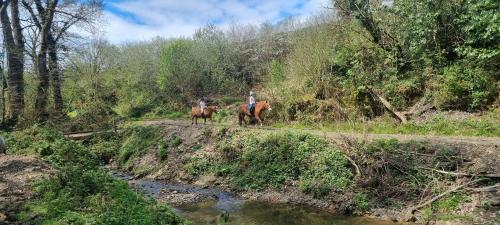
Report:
98,122,499,225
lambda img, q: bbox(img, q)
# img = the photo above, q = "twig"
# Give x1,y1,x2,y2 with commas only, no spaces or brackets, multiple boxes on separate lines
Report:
405,178,487,221
419,167,500,178
468,183,499,192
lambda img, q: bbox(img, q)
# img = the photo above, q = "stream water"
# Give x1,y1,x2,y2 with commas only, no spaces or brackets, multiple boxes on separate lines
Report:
111,171,405,225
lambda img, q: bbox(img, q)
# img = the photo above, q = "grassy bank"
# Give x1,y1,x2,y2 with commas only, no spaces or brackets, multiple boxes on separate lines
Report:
272,111,500,137
3,126,186,225
180,127,497,223
82,124,498,224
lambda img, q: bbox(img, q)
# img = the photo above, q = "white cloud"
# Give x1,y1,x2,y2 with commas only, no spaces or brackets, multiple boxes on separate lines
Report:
103,0,328,43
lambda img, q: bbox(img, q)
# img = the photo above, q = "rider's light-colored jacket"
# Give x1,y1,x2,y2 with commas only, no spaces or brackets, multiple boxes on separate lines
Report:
249,96,255,105
200,101,206,109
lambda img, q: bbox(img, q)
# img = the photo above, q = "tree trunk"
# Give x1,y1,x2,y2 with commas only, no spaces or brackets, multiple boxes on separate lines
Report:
35,51,50,120
34,0,57,121
0,0,25,124
48,34,63,114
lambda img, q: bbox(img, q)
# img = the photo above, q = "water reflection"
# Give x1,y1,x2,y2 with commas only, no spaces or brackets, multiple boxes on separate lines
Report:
178,200,405,225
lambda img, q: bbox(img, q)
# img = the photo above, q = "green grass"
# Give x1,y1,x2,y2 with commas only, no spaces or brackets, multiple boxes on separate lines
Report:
272,112,500,137
132,110,188,121
118,126,161,166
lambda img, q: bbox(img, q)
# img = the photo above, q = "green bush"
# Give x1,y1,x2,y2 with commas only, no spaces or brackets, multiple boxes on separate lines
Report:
89,133,121,163
232,132,325,190
5,125,99,170
436,64,497,111
182,157,212,176
299,149,352,198
353,193,370,213
158,140,168,161
211,131,353,195
23,167,185,225
213,109,228,123
169,136,183,148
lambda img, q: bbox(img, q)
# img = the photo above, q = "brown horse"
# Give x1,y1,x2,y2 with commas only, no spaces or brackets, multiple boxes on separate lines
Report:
239,101,272,127
191,106,218,125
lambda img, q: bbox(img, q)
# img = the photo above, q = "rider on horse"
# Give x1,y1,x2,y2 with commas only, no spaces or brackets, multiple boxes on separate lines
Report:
248,91,255,116
199,97,207,116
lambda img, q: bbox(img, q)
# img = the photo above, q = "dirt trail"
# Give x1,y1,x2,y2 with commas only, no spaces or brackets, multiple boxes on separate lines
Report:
0,155,53,224
67,118,500,147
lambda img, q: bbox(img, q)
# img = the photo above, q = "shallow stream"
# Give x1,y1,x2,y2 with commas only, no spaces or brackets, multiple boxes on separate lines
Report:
111,171,405,225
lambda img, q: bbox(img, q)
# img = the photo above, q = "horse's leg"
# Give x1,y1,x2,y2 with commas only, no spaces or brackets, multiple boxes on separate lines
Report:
255,115,263,127
195,117,198,125
239,113,243,126
204,117,206,125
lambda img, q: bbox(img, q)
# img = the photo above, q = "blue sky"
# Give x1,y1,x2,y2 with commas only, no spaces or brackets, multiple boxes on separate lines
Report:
102,0,327,43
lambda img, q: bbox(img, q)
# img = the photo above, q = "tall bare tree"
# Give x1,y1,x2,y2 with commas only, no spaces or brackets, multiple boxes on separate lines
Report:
0,0,24,125
29,0,58,120
22,0,102,118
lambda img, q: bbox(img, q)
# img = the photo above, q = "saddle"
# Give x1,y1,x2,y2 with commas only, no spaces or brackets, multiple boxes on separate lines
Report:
247,105,255,116
198,109,206,118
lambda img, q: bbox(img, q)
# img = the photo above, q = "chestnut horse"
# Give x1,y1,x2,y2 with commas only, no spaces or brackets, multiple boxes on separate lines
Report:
239,101,272,127
191,106,218,125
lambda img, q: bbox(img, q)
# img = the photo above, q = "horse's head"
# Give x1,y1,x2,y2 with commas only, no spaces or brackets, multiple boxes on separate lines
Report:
207,106,219,113
264,100,272,111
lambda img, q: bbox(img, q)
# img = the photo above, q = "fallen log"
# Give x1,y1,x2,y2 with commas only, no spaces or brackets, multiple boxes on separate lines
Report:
367,86,407,123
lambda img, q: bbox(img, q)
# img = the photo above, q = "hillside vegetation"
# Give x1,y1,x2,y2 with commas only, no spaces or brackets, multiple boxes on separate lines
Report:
0,0,497,132
50,0,498,132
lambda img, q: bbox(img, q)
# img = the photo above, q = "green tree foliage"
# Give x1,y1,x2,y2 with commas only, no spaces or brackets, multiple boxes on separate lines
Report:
394,0,463,62
436,63,497,110
457,0,500,67
158,39,200,103
59,1,498,128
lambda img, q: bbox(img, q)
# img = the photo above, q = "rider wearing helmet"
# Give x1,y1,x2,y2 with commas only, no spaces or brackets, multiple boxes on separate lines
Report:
248,91,256,116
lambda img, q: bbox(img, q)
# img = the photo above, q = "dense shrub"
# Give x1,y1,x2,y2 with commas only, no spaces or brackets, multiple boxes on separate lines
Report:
199,130,353,197
436,64,497,111
299,149,352,198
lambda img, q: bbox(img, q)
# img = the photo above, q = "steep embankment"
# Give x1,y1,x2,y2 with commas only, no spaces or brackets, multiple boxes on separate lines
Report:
95,120,499,225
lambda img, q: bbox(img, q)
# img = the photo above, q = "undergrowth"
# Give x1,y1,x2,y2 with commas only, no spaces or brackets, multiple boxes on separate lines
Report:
184,129,354,197
273,111,500,137
4,126,186,225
